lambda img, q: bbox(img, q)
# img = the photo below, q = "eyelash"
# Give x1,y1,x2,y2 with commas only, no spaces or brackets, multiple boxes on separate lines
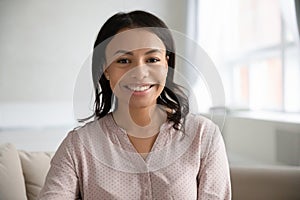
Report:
147,58,160,63
116,57,161,64
116,58,130,64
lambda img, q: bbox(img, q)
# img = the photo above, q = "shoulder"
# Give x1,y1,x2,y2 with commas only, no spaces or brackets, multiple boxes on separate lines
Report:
185,113,214,123
51,118,105,163
184,113,221,152
185,113,217,134
56,117,104,153
73,119,100,134
73,114,112,135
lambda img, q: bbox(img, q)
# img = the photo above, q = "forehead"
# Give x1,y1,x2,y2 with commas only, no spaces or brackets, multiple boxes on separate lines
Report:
106,29,166,56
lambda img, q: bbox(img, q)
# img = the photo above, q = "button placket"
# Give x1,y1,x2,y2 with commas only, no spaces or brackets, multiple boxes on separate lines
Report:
141,173,152,199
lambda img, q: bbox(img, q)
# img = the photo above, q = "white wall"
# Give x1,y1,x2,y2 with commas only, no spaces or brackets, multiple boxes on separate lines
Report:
0,0,187,151
223,113,300,166
0,0,187,102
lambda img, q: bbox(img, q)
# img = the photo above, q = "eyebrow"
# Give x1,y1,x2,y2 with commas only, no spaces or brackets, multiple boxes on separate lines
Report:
145,49,163,55
114,50,133,56
113,49,163,56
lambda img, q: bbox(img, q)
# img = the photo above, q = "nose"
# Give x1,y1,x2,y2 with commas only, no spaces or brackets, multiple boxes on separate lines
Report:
131,61,149,80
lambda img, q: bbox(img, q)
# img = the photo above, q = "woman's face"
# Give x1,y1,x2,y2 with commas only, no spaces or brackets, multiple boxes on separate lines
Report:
104,29,168,109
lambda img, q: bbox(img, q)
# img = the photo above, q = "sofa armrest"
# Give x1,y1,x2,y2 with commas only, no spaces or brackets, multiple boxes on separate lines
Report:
0,143,27,200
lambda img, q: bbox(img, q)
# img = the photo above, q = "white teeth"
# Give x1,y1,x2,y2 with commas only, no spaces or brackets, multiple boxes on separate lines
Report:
127,85,151,92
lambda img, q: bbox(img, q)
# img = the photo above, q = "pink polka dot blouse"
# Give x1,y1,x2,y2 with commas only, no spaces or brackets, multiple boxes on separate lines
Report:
38,113,231,199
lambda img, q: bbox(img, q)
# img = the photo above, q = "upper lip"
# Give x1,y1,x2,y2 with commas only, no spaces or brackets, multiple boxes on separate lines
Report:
124,83,156,87
123,83,156,92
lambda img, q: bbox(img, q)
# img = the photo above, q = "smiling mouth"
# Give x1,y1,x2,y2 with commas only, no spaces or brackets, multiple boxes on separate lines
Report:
124,84,155,92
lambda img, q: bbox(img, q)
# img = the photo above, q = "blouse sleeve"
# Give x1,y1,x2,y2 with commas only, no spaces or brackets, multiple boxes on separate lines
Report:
38,131,81,200
197,124,231,199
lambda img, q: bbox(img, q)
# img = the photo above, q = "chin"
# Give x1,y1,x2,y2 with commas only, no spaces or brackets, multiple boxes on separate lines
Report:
128,99,157,109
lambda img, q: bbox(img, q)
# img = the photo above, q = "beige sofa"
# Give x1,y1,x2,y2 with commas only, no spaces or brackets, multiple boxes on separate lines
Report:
0,143,54,200
1,143,300,200
230,165,300,200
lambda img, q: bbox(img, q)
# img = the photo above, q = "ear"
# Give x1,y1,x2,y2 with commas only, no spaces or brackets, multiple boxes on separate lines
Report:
165,55,169,69
104,70,110,80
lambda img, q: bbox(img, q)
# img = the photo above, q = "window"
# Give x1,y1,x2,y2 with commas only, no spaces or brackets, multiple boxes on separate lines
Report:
193,0,300,113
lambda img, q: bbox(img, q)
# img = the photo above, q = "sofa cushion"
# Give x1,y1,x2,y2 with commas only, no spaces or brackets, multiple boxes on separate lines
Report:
0,143,27,200
230,165,300,200
19,151,54,200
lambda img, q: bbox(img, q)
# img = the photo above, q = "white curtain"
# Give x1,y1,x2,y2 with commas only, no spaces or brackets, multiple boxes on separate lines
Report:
184,0,227,129
186,0,199,41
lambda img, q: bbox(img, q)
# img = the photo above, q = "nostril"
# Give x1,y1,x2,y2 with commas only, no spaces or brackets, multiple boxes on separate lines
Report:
130,67,149,80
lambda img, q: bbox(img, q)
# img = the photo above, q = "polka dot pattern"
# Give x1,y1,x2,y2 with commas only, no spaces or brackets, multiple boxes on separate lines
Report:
38,113,231,199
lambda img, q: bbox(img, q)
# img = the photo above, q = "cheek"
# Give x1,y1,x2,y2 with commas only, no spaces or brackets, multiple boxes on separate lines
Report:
109,74,123,91
153,66,168,84
107,68,134,93
105,70,118,91
162,67,168,81
109,79,116,91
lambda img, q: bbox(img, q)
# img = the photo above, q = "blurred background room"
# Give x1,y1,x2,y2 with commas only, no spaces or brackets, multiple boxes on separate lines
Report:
1,1,300,198
1,0,300,166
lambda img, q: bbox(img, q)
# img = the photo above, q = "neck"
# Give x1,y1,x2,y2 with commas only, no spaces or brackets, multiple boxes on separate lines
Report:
114,103,157,126
112,103,167,138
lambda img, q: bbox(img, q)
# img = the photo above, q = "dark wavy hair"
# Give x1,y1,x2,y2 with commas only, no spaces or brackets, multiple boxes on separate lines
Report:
85,10,189,130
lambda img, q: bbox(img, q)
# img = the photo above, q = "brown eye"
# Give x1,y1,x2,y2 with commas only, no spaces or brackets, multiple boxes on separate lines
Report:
147,58,160,63
117,58,131,64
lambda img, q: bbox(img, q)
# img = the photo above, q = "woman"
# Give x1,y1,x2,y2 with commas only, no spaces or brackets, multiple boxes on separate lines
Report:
39,10,231,199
